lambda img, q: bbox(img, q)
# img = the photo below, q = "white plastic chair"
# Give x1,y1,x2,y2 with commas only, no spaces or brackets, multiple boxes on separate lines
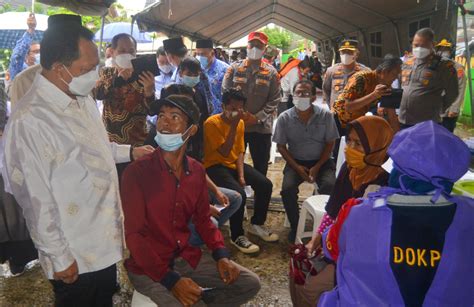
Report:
295,195,330,244
131,290,157,307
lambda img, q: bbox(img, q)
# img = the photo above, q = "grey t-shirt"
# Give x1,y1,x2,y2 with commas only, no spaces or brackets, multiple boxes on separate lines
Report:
273,105,339,161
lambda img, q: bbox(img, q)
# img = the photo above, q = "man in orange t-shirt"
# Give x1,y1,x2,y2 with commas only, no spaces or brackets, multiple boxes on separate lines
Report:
204,88,278,255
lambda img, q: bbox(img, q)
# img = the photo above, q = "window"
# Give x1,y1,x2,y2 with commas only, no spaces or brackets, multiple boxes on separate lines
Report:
370,31,382,58
317,42,323,53
408,18,431,38
325,40,331,51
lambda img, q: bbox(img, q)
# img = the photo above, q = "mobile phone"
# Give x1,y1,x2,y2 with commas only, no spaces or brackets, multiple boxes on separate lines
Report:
131,54,160,77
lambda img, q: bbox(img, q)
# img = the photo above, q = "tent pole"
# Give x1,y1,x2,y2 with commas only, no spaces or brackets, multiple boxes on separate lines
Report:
461,5,474,124
99,15,106,59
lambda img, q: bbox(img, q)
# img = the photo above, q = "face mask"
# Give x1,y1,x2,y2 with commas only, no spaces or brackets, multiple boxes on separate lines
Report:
344,147,367,170
182,75,200,88
159,63,173,74
61,65,99,97
154,126,192,152
105,57,114,67
34,53,40,65
440,51,451,58
247,47,264,60
197,55,209,68
293,97,311,111
224,110,239,119
413,47,431,59
340,54,355,65
114,53,135,69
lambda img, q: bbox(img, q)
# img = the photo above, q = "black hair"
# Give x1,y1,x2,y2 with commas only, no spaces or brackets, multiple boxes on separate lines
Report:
106,43,112,49
111,33,137,49
415,28,434,42
40,25,94,70
28,41,40,54
376,54,403,73
293,79,316,96
298,58,311,69
162,83,194,98
179,56,201,74
222,87,247,105
156,46,166,57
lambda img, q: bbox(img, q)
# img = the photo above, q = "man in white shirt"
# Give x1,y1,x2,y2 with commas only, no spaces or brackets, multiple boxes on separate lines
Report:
2,15,153,306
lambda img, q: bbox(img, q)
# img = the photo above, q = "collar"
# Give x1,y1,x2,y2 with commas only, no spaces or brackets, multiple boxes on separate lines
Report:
154,148,191,176
35,73,79,112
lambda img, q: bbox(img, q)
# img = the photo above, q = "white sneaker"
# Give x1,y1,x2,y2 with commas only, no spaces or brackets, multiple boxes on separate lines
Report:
231,236,260,254
248,224,279,242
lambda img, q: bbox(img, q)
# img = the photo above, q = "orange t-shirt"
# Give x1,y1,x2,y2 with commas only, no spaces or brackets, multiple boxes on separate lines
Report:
203,114,245,169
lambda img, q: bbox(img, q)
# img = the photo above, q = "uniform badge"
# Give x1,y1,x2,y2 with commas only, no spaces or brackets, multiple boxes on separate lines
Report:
422,79,430,86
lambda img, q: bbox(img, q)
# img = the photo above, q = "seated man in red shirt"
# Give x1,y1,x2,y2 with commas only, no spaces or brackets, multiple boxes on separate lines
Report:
121,94,260,306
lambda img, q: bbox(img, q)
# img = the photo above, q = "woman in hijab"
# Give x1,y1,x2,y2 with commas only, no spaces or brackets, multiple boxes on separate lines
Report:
289,115,394,307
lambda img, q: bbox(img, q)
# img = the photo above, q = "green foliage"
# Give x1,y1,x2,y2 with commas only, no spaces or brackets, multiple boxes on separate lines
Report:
262,27,291,52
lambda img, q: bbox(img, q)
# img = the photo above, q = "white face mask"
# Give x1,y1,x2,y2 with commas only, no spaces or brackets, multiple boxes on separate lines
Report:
340,54,355,65
293,97,311,111
61,65,99,97
224,110,239,119
413,47,431,59
159,63,173,74
114,53,135,69
247,47,264,60
105,57,114,67
440,51,451,58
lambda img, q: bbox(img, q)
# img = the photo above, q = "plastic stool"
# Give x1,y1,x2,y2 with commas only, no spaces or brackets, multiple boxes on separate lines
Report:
131,290,157,307
295,195,330,244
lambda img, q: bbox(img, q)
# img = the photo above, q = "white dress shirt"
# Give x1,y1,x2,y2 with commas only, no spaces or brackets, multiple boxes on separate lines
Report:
2,73,130,279
281,67,300,103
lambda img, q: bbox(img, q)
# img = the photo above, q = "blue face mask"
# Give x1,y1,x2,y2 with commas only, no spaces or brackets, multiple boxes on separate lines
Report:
34,53,40,65
197,55,209,68
182,75,200,88
154,126,193,152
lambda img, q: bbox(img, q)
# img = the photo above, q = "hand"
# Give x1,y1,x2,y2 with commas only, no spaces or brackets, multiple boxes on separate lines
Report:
27,13,37,33
373,84,391,97
171,277,202,306
117,68,133,80
215,190,229,206
238,176,246,187
295,164,311,182
377,107,388,116
447,111,458,118
217,258,240,285
209,205,221,218
243,112,258,126
305,233,322,256
139,71,156,97
309,165,321,183
132,145,154,160
53,260,78,284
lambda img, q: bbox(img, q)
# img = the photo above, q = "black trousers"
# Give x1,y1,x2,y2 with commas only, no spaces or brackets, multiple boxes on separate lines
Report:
50,264,117,307
244,132,272,176
441,116,458,133
332,114,346,162
206,164,273,241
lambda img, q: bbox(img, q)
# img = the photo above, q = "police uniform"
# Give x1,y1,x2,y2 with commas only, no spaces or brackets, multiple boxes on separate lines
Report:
436,39,467,132
322,40,369,108
399,52,458,127
222,31,280,176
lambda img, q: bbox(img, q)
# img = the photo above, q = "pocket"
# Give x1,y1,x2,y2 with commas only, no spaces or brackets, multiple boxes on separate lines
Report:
254,83,269,97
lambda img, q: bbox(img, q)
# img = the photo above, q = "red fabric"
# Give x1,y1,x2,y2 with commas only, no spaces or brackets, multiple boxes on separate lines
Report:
326,198,362,261
120,149,226,281
289,244,318,285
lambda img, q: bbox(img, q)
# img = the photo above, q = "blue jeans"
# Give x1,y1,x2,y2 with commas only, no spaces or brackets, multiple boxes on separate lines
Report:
188,187,242,246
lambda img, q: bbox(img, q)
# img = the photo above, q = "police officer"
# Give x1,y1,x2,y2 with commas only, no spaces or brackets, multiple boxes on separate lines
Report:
399,28,458,129
322,39,368,109
435,39,466,132
222,31,280,176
